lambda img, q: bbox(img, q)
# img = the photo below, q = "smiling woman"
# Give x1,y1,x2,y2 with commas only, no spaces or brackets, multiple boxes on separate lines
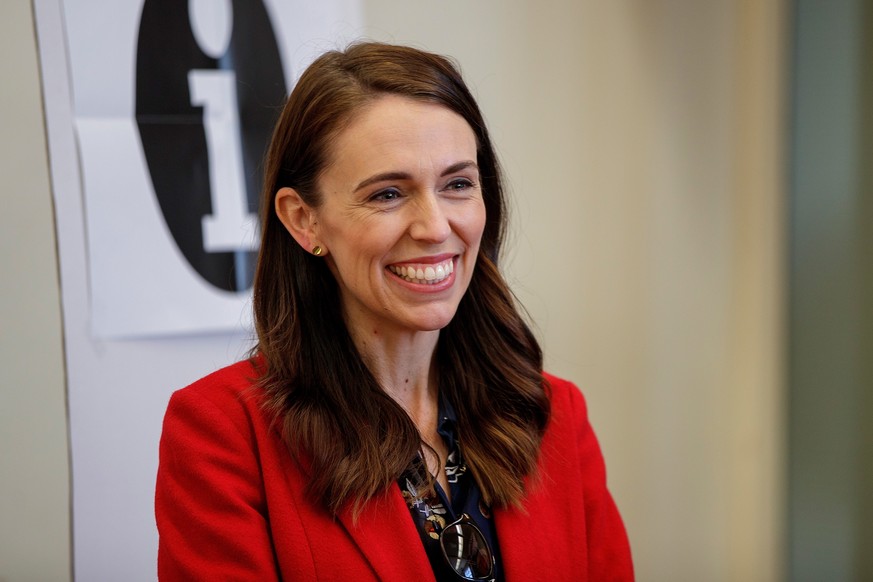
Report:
276,96,486,338
155,42,633,581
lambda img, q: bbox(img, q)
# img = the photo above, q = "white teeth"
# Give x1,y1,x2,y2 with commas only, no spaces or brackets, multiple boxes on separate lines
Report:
388,259,454,284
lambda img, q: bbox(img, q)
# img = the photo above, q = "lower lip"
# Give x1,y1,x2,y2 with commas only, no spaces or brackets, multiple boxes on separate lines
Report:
387,260,457,293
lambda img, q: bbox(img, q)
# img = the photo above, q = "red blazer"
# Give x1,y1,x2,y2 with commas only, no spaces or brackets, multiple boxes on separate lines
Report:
156,360,633,581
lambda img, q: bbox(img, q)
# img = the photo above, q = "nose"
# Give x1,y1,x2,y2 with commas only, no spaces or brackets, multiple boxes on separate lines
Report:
408,192,451,243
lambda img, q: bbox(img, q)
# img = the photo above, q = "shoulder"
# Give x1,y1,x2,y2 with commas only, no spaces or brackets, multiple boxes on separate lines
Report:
542,371,589,421
539,371,604,479
177,358,263,398
172,358,263,404
163,358,268,438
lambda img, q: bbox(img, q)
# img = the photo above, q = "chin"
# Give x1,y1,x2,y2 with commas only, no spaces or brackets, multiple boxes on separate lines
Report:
408,310,458,332
408,319,451,333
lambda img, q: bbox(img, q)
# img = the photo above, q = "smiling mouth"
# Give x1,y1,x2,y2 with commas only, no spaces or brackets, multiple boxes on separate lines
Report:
387,258,455,284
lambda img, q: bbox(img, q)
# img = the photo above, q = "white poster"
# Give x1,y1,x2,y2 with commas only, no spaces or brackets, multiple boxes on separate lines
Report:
58,0,361,338
34,1,362,579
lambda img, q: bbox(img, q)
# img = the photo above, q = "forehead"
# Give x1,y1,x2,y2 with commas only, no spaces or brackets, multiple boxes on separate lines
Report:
321,95,479,183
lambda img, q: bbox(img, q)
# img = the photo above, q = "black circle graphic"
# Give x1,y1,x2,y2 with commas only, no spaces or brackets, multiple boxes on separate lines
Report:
136,0,287,291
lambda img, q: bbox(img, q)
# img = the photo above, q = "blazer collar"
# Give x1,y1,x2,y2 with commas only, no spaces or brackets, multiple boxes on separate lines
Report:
337,485,436,582
287,439,435,580
493,481,577,582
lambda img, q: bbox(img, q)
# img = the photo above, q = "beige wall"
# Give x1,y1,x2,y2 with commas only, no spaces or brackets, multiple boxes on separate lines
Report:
362,1,786,580
2,0,785,580
0,1,72,581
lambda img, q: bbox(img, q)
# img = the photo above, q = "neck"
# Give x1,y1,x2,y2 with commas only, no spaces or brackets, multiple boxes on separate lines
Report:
347,322,450,495
347,324,441,428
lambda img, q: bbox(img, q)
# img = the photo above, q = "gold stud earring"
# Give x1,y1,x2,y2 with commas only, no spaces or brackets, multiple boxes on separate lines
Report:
312,245,323,256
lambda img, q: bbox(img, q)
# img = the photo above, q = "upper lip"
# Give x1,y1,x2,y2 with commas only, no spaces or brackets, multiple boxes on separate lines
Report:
387,252,456,265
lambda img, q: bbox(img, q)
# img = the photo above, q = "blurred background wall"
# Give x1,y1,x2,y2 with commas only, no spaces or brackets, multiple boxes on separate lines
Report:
2,0,871,580
788,0,873,580
361,2,787,580
0,1,71,580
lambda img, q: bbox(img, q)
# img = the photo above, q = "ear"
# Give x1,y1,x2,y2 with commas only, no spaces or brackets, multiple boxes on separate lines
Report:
275,187,324,255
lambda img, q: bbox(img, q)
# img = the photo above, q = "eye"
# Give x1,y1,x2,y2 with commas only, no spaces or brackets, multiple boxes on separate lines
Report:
443,178,475,192
370,188,402,202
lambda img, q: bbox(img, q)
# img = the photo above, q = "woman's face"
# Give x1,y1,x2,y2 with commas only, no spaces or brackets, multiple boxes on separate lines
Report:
311,95,486,338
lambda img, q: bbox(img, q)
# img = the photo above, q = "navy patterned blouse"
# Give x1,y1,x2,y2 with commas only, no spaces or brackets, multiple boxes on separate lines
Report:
398,394,504,581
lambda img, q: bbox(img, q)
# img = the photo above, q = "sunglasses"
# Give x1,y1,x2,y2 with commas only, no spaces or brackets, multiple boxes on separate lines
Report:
439,513,495,580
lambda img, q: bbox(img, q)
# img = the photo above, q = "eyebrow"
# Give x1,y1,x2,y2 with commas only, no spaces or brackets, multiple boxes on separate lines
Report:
353,160,479,193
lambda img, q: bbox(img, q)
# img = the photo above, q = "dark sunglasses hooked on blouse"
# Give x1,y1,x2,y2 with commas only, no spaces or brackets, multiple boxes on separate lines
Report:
439,513,495,580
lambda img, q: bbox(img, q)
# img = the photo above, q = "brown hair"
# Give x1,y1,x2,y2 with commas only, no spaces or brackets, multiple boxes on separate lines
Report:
252,42,549,515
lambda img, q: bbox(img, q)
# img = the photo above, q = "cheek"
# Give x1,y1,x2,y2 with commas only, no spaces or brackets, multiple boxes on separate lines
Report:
326,227,391,281
464,203,487,247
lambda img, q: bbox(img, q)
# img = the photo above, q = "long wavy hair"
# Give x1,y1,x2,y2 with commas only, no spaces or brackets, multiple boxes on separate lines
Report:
253,42,550,516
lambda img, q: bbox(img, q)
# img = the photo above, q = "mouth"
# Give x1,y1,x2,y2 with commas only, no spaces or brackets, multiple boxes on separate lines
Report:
387,257,455,285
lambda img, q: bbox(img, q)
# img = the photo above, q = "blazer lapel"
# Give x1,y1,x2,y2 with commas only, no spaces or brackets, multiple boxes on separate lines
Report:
337,485,435,582
495,504,542,582
494,486,580,582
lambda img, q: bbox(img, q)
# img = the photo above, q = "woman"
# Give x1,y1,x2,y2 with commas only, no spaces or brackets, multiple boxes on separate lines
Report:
156,42,633,581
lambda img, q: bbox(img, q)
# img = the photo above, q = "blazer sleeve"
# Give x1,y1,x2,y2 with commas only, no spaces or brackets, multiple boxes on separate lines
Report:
565,380,634,581
155,386,280,581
